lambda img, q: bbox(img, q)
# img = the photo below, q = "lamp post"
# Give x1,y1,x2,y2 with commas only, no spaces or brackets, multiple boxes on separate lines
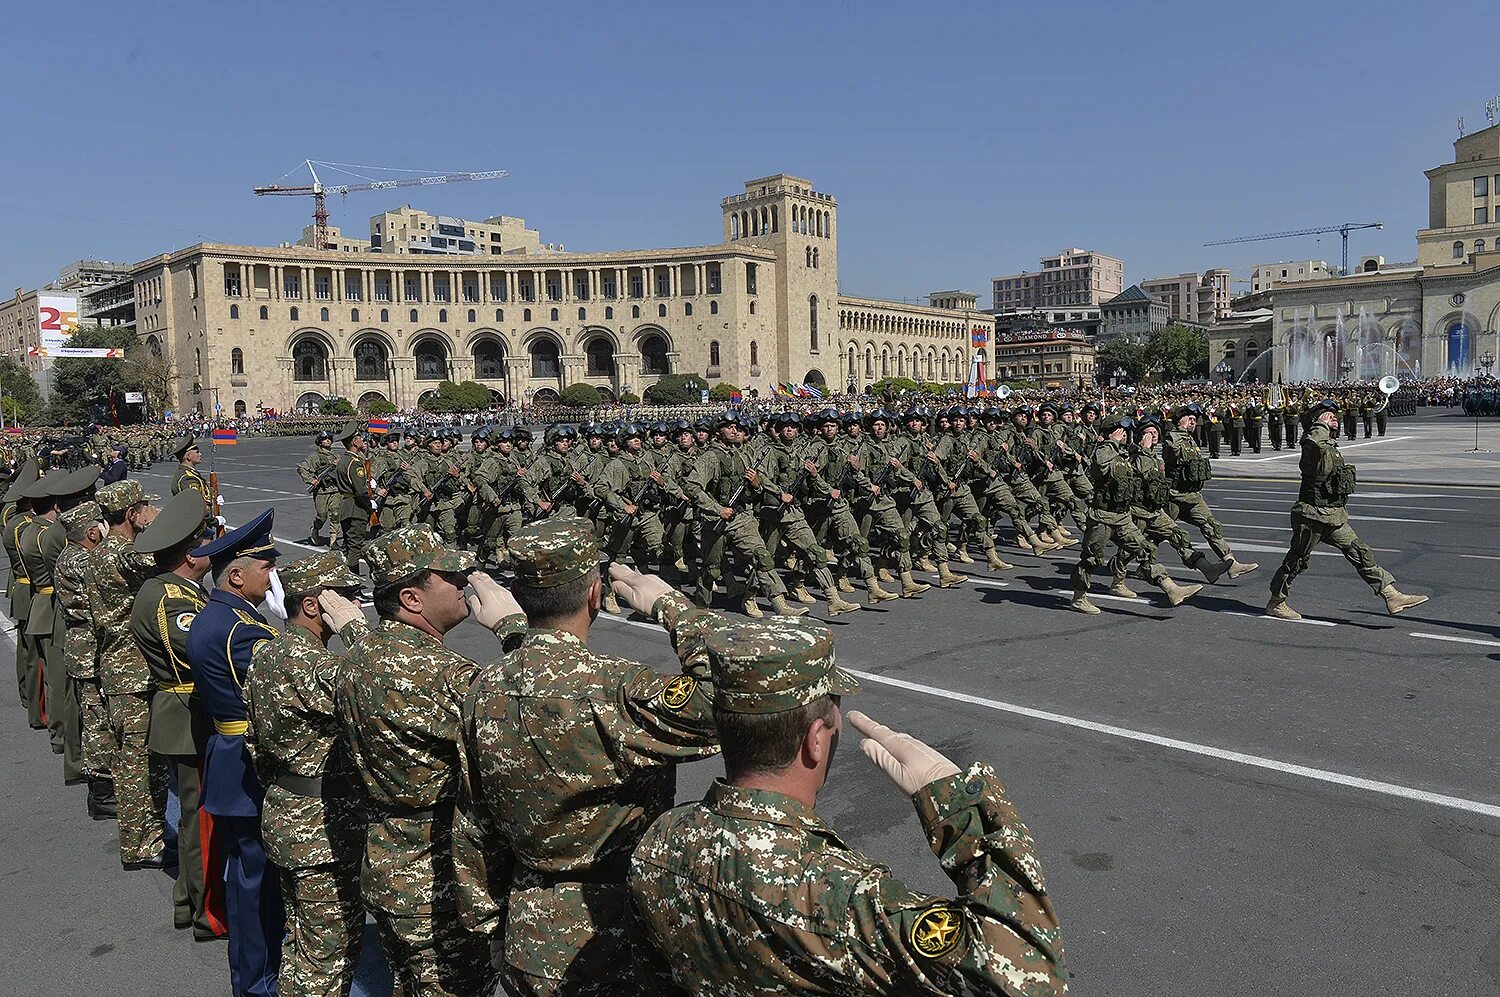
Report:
1214,360,1231,383
1340,358,1355,382
1112,366,1126,387
1469,350,1496,452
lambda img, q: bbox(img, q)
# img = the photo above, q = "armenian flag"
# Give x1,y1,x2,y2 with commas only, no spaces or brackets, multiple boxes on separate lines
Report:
367,418,390,435
4,427,22,437
212,428,238,446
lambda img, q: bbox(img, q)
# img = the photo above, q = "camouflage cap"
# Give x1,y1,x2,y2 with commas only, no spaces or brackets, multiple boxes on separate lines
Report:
707,618,859,715
277,549,363,595
508,517,599,589
59,501,101,531
365,523,476,587
96,479,157,513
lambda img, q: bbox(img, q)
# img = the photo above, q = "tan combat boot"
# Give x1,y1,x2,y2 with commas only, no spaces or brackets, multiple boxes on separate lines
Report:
954,547,976,564
1070,587,1102,615
673,558,688,573
741,597,765,619
1030,533,1063,554
1265,597,1302,621
836,575,855,593
769,594,810,617
788,584,816,605
877,567,896,583
1380,585,1429,615
1227,559,1260,579
865,574,900,604
1198,557,1231,584
1107,580,1138,598
603,591,622,615
826,591,862,616
1055,524,1076,540
937,563,967,588
899,570,931,597
1160,578,1203,606
1048,529,1080,548
915,556,938,572
985,548,1014,571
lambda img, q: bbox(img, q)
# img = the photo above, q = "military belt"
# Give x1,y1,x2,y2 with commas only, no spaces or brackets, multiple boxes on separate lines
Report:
34,585,53,595
213,719,250,736
160,681,195,694
273,773,325,798
528,849,633,887
374,801,442,821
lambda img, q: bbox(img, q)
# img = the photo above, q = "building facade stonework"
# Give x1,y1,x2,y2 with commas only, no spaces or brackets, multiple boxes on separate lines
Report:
120,173,993,415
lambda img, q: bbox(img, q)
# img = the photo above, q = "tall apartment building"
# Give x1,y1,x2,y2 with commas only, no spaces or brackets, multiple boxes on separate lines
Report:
1417,119,1500,267
991,248,1124,311
1249,259,1330,293
1139,268,1231,325
296,207,549,256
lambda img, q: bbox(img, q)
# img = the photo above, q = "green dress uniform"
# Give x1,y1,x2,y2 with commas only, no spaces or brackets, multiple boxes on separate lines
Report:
20,499,67,753
333,428,373,572
172,462,213,519
6,496,40,728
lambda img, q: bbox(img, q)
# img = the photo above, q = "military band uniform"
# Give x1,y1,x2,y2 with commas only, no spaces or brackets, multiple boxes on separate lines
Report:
7,498,42,729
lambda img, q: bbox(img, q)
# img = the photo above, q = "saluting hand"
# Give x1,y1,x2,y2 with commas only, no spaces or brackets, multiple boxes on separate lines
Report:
609,564,673,615
848,710,961,797
466,571,522,630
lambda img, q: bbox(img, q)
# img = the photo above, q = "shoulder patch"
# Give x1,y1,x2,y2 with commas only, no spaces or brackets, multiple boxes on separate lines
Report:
175,612,197,632
658,675,696,710
910,905,964,959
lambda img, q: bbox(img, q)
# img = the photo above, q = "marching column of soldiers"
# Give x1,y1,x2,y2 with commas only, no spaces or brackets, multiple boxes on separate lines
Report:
0,386,1430,997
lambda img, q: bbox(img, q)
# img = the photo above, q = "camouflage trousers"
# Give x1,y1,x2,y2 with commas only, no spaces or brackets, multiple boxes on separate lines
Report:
1168,493,1234,564
899,488,948,561
602,511,664,573
371,908,494,997
808,500,874,579
280,862,365,997
1009,474,1062,534
1111,510,1197,585
314,491,342,544
1072,510,1167,593
939,485,998,559
856,499,912,571
979,482,1045,547
696,511,786,603
1068,470,1094,504
1039,474,1086,526
480,505,524,565
74,678,113,778
429,504,464,546
1269,511,1393,603
106,691,166,863
761,510,836,594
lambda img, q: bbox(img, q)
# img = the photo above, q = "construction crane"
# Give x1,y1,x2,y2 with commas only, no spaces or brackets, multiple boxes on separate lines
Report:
253,160,509,250
1204,222,1383,277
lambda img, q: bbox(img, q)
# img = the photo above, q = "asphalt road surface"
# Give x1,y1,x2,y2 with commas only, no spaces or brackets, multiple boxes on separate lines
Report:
3,424,1498,996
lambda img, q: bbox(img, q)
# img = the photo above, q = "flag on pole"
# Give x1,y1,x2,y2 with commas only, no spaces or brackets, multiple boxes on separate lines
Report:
4,427,22,437
367,418,390,435
212,428,238,446
803,383,824,400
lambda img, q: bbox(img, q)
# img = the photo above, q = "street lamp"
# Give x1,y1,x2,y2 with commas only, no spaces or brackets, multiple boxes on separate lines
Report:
1214,360,1231,382
1340,358,1355,381
1469,350,1497,453
1112,366,1126,387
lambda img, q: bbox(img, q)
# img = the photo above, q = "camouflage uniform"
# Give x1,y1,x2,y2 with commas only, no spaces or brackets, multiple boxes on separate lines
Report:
1070,428,1171,598
246,551,371,997
462,519,722,996
337,526,525,997
629,619,1068,995
55,503,111,785
298,441,341,547
92,483,168,865
684,432,788,607
1163,426,1237,566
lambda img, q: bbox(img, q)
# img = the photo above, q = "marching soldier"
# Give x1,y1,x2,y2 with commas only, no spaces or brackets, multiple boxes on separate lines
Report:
297,431,341,547
857,411,932,598
628,623,1068,995
171,434,214,519
1360,391,1376,438
1341,396,1359,441
472,427,534,567
1162,405,1256,581
1109,418,1224,594
131,488,220,940
1283,393,1301,450
333,423,374,572
1069,415,1202,615
1266,399,1428,620
803,411,893,601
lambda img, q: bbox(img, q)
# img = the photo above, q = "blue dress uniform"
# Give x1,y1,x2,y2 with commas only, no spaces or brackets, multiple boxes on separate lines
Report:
188,508,286,997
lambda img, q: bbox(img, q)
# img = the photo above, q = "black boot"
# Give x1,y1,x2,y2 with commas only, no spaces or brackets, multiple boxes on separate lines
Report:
88,777,118,821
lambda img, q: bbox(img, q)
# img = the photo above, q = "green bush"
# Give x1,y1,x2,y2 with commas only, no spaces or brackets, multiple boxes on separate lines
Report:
420,380,491,412
618,391,640,405
319,397,357,417
364,398,398,415
708,383,740,402
644,374,709,405
870,376,920,399
560,383,604,407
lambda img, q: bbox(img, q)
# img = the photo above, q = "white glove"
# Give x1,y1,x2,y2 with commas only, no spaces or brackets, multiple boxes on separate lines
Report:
466,571,522,630
317,590,364,633
216,494,225,508
261,568,288,622
608,563,673,616
848,711,961,797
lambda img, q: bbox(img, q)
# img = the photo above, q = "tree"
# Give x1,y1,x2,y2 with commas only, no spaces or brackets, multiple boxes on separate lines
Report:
644,373,708,405
708,383,740,402
119,341,174,420
320,397,356,417
1145,324,1209,381
1095,339,1150,384
618,391,640,405
364,398,397,415
560,383,603,407
0,355,42,424
46,326,138,424
419,380,491,413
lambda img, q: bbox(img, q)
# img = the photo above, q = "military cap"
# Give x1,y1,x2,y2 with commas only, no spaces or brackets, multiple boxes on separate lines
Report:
59,501,101,532
24,470,71,500
366,523,476,587
58,465,101,497
96,479,156,513
192,506,280,569
276,549,363,596
508,517,600,589
707,618,859,715
1098,413,1129,435
336,421,361,445
4,460,38,503
171,434,199,459
135,488,211,555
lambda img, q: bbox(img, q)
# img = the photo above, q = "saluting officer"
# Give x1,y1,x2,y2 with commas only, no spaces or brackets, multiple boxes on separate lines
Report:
171,434,214,519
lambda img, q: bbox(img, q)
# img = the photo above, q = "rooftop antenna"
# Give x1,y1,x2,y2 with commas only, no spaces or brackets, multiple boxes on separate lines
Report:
1458,115,1467,138
1487,97,1499,127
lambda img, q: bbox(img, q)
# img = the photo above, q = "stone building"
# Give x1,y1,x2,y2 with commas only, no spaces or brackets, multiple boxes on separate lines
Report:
1139,269,1232,326
1249,259,1330,294
991,329,1096,385
991,248,1124,311
115,172,992,415
1417,120,1500,267
1099,284,1169,345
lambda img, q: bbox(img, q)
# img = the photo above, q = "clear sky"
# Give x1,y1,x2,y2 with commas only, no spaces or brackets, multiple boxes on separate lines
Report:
3,0,1495,301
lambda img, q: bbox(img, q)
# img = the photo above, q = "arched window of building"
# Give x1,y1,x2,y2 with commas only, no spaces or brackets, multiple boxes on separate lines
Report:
289,307,299,321
474,339,506,379
410,309,419,322
320,307,329,322
881,348,890,377
438,308,448,323
640,334,670,375
354,339,388,381
864,348,873,378
230,304,239,320
292,339,327,381
231,348,244,375
813,248,819,269
380,309,389,323
259,306,268,320
750,301,755,315
685,302,693,316
496,308,504,322
709,340,721,367
750,340,758,367
351,308,359,322
809,295,819,351
414,338,448,381
658,304,667,318
578,307,587,321
770,205,778,232
529,338,561,378
1478,240,1487,254
631,305,640,319
585,337,615,377
234,399,246,418
806,247,813,268
604,306,613,320
550,308,559,321
468,309,476,323
710,301,718,315
523,308,532,322
1454,241,1466,259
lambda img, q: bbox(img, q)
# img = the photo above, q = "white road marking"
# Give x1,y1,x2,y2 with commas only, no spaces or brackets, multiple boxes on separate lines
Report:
844,668,1500,819
1224,539,1399,556
970,579,1010,591
1222,610,1337,627
1217,507,1439,524
274,536,330,552
1053,588,1150,605
1211,495,1462,513
601,612,664,632
1409,632,1500,649
1460,554,1500,562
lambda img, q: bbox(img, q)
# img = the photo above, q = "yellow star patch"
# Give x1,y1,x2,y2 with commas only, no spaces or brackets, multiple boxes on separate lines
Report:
658,675,696,711
910,905,963,959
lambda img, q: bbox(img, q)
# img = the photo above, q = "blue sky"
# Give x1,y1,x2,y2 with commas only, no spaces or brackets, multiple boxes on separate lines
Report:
3,0,1494,300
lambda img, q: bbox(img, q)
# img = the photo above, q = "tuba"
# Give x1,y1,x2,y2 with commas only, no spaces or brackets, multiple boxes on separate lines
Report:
1378,375,1400,395
995,384,1014,401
